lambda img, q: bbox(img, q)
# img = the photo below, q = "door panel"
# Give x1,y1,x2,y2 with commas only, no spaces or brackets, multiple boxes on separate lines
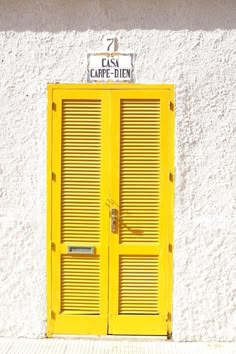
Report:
50,90,109,335
109,90,169,335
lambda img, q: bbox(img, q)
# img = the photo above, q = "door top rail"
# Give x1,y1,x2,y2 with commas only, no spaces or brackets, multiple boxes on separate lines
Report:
48,83,174,91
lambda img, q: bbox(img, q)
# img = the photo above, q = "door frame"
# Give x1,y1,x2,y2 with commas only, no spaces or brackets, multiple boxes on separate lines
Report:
47,84,174,337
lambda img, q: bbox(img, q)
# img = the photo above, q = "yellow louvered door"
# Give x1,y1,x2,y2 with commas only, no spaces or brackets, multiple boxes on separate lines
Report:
109,89,169,335
50,89,109,335
48,85,173,337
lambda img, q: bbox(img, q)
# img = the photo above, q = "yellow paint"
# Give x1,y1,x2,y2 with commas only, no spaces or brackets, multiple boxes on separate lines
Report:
167,89,175,337
47,84,53,337
47,84,174,337
108,89,170,335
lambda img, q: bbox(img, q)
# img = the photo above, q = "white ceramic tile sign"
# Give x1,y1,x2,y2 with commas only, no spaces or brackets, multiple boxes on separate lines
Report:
87,37,135,82
87,53,135,82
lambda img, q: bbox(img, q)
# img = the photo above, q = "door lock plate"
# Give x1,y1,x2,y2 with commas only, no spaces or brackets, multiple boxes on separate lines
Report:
111,208,118,233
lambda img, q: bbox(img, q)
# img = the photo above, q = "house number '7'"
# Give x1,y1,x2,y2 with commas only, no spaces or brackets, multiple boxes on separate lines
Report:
106,37,117,52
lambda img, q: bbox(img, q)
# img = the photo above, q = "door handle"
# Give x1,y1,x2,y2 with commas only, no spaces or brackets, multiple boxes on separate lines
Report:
111,208,118,233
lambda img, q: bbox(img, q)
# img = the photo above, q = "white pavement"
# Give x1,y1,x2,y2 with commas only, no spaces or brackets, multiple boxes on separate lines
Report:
0,338,235,354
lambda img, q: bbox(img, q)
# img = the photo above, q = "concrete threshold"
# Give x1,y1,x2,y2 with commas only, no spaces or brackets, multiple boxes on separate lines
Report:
0,337,235,354
52,334,167,341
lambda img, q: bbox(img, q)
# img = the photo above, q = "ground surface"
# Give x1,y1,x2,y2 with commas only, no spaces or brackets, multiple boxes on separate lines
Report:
0,338,235,354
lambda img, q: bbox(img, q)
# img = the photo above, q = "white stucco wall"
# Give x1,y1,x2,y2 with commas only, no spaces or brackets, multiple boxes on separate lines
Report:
0,0,235,341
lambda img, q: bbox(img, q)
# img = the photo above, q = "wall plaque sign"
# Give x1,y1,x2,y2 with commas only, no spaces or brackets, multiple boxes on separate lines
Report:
87,37,135,83
87,53,135,83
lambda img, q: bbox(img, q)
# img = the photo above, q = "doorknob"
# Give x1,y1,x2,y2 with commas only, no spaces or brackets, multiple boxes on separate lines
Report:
111,208,118,233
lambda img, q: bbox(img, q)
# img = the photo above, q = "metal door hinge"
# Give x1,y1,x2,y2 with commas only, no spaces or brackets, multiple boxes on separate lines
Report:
51,172,56,181
169,172,174,182
52,102,56,111
170,101,174,112
51,310,56,320
51,242,56,251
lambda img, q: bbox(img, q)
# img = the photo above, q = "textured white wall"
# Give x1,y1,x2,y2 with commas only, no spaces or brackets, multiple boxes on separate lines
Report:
0,0,235,341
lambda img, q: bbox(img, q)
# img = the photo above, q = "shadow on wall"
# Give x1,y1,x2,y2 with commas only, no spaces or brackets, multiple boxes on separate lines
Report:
0,0,235,31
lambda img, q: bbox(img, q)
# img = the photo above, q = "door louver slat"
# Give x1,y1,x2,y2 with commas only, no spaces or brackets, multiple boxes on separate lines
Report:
61,100,101,243
119,256,159,314
120,99,161,243
61,256,100,314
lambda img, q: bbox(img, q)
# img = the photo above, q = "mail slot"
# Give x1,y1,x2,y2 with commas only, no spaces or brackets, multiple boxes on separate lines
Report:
67,246,95,255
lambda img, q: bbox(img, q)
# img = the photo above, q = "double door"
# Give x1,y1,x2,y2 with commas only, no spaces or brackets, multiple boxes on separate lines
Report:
47,85,174,336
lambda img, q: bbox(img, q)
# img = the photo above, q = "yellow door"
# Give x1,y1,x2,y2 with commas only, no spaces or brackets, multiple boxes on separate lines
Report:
48,89,110,335
47,84,174,337
108,89,171,335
